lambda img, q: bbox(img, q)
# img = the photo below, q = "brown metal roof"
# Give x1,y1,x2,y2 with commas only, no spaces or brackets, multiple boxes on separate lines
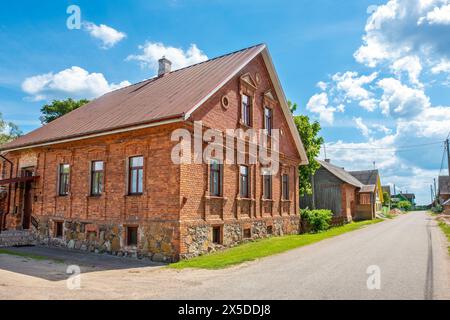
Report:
1,44,266,151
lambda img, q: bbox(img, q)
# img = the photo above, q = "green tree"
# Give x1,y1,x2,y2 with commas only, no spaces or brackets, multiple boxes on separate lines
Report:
382,191,391,206
40,98,89,124
397,200,412,211
289,101,324,196
0,112,22,145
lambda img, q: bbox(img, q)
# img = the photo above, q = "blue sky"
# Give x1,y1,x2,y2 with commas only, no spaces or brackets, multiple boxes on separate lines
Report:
0,0,449,204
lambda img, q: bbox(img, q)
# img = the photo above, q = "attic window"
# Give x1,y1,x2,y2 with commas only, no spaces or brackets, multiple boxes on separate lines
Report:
241,94,252,126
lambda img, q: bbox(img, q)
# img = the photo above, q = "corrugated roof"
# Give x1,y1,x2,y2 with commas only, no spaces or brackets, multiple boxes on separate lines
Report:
360,185,376,193
439,176,450,195
1,44,266,151
317,160,363,188
349,170,379,185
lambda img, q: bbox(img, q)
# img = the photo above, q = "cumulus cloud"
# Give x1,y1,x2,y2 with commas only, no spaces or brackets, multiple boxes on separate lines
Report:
390,55,423,86
306,0,450,203
127,42,208,73
419,3,450,25
83,22,126,49
377,78,431,118
306,93,336,124
22,66,130,101
354,117,372,137
354,0,450,68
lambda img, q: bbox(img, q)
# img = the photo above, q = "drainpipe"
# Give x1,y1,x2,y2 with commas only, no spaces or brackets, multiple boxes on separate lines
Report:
0,154,13,233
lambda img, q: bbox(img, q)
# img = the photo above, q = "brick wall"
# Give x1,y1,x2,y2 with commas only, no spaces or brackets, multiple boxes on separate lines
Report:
1,53,303,261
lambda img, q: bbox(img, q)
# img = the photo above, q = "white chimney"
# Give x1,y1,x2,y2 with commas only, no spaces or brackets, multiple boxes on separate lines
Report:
158,56,172,76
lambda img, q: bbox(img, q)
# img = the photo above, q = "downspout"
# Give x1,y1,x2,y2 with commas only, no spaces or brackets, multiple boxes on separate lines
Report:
0,154,13,233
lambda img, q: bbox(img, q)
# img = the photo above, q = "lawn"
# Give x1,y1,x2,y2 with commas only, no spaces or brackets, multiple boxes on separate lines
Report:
0,249,65,263
438,221,450,255
169,219,383,270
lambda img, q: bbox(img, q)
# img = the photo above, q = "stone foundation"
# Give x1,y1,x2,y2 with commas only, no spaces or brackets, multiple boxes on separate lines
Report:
180,215,300,259
33,217,179,262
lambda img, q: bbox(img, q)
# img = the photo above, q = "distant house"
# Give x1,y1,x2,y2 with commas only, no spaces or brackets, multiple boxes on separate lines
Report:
349,169,384,216
398,193,416,206
382,185,391,198
438,176,450,205
300,160,382,221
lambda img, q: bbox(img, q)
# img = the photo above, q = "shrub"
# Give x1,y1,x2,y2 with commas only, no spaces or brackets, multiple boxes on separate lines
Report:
300,209,333,233
431,205,443,213
397,200,412,211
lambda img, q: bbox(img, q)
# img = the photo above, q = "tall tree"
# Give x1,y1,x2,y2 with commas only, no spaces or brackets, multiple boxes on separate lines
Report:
0,112,22,145
289,101,324,196
40,98,89,124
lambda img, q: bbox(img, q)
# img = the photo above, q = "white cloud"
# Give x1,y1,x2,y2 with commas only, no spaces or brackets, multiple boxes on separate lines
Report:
354,0,450,70
317,81,328,91
332,71,378,101
397,105,450,138
377,78,431,118
431,59,450,74
83,22,126,49
306,93,336,124
22,66,130,101
391,56,423,86
419,4,450,25
127,42,208,73
372,124,392,134
353,117,372,137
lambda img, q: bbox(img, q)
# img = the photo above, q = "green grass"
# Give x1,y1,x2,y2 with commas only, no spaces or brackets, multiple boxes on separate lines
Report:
438,222,450,255
0,249,64,263
384,213,396,219
169,219,383,270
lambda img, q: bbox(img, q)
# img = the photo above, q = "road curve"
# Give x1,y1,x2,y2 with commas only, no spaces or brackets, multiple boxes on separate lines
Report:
164,211,450,300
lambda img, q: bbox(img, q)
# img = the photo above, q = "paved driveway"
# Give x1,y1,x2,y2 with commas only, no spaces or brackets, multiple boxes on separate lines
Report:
0,211,449,299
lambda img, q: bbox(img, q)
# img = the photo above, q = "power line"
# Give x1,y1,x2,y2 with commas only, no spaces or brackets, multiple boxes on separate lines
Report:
324,141,444,151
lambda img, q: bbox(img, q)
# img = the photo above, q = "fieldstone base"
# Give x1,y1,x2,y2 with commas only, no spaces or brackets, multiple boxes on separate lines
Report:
0,230,36,247
180,215,300,259
33,217,179,262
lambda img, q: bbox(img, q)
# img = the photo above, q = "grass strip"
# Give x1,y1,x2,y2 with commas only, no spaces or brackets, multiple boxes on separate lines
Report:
169,219,382,270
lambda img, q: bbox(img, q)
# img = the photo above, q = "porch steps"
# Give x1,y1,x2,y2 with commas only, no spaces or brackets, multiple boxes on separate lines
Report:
0,230,36,248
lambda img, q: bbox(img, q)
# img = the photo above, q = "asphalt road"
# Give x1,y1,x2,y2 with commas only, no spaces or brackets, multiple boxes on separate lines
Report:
164,211,450,300
0,211,449,299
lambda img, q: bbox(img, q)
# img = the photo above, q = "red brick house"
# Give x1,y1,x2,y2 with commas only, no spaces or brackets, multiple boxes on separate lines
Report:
0,44,308,261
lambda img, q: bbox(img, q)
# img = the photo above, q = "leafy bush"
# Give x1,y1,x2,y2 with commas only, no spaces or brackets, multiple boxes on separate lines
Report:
397,200,412,211
300,209,333,233
431,205,443,213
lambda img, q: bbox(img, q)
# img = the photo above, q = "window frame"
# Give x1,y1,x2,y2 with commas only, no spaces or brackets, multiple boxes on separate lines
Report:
209,160,223,197
55,221,63,238
212,226,222,244
282,174,290,200
264,106,273,136
90,160,104,196
126,226,138,246
58,164,70,196
128,156,144,195
263,173,273,200
241,94,252,127
239,165,250,198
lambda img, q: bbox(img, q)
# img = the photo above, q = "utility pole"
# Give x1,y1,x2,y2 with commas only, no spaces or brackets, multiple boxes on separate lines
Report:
431,185,434,205
447,138,450,176
434,178,437,201
394,184,396,196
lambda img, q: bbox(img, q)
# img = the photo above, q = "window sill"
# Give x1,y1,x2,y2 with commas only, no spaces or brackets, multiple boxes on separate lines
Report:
126,193,144,197
261,198,274,202
237,197,255,202
205,195,228,201
281,199,292,203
